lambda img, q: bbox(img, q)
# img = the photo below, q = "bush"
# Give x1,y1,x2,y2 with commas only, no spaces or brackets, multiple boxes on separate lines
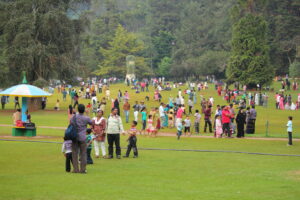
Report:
289,61,300,78
32,78,48,88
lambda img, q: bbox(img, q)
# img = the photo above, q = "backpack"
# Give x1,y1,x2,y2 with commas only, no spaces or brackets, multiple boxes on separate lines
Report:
65,114,78,142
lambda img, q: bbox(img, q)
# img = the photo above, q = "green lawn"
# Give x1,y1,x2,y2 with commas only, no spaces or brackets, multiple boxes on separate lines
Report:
1,81,300,199
0,137,300,200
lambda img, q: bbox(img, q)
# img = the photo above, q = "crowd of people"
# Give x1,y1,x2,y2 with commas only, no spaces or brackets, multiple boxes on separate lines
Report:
1,76,297,174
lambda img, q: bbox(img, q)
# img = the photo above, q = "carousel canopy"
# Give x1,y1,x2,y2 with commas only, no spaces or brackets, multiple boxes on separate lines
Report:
0,84,51,97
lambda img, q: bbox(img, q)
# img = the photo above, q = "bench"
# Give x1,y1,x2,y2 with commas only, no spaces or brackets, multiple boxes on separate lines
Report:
12,126,36,137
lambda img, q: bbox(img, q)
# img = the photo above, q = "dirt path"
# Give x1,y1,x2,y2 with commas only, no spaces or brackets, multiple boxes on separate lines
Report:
0,124,298,141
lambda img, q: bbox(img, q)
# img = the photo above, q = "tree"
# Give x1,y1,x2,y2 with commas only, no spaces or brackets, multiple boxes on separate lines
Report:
0,0,87,85
95,24,152,78
227,14,274,87
198,51,230,78
157,57,172,77
289,62,300,78
172,0,233,79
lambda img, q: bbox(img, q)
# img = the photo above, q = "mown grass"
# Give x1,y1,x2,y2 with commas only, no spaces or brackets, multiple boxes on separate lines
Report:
1,81,300,199
0,138,300,200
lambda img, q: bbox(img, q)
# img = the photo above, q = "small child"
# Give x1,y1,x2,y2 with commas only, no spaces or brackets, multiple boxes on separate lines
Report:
147,115,155,136
184,116,191,136
287,116,293,146
177,121,184,140
62,136,72,172
215,115,223,138
168,111,174,128
194,110,201,134
124,121,138,158
141,108,147,135
54,99,60,111
86,128,93,164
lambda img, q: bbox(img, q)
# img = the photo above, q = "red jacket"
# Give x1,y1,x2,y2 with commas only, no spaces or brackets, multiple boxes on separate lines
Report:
222,110,231,124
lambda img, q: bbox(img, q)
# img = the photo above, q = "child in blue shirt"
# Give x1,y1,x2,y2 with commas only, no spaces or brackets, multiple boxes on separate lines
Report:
86,128,93,164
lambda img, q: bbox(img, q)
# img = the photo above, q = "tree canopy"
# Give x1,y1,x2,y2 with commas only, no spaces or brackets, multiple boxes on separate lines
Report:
0,0,299,86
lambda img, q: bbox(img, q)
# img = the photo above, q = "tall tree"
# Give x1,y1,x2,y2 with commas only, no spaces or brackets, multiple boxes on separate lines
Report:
95,24,151,78
0,0,87,86
227,14,274,87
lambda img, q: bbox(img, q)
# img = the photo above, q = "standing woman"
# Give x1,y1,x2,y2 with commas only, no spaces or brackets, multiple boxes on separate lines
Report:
236,108,246,138
114,98,120,116
92,110,107,158
279,95,284,110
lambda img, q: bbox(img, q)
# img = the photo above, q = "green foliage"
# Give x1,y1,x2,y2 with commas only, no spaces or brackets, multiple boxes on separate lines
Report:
289,62,300,78
227,14,274,87
94,25,151,78
172,0,233,79
198,51,230,78
0,0,87,86
152,31,175,69
32,78,49,88
157,57,172,77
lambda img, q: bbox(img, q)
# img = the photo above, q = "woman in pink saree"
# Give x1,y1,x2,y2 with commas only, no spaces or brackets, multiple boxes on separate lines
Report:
279,96,284,110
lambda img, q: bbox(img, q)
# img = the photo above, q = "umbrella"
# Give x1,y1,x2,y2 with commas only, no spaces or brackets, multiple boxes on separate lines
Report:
0,77,51,122
0,84,51,97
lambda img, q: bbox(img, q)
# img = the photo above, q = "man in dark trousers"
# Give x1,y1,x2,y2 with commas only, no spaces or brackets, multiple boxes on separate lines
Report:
71,104,92,173
204,105,213,133
106,107,125,159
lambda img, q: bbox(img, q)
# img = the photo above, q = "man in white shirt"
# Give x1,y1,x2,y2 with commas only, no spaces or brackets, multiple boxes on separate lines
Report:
159,103,165,128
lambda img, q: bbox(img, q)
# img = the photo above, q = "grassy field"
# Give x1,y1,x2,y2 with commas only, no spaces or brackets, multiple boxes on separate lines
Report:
0,81,299,138
0,81,300,200
0,137,300,200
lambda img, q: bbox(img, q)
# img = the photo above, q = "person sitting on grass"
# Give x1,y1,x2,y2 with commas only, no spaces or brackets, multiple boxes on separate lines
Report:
123,121,138,158
177,121,184,140
62,136,73,172
86,128,93,164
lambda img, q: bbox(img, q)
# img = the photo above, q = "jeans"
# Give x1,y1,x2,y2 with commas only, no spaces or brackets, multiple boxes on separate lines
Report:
126,136,138,156
72,141,87,173
288,132,293,145
87,148,93,164
194,122,200,134
65,152,73,172
73,101,78,109
177,131,182,140
204,119,212,133
107,134,121,157
94,140,106,157
124,110,130,123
